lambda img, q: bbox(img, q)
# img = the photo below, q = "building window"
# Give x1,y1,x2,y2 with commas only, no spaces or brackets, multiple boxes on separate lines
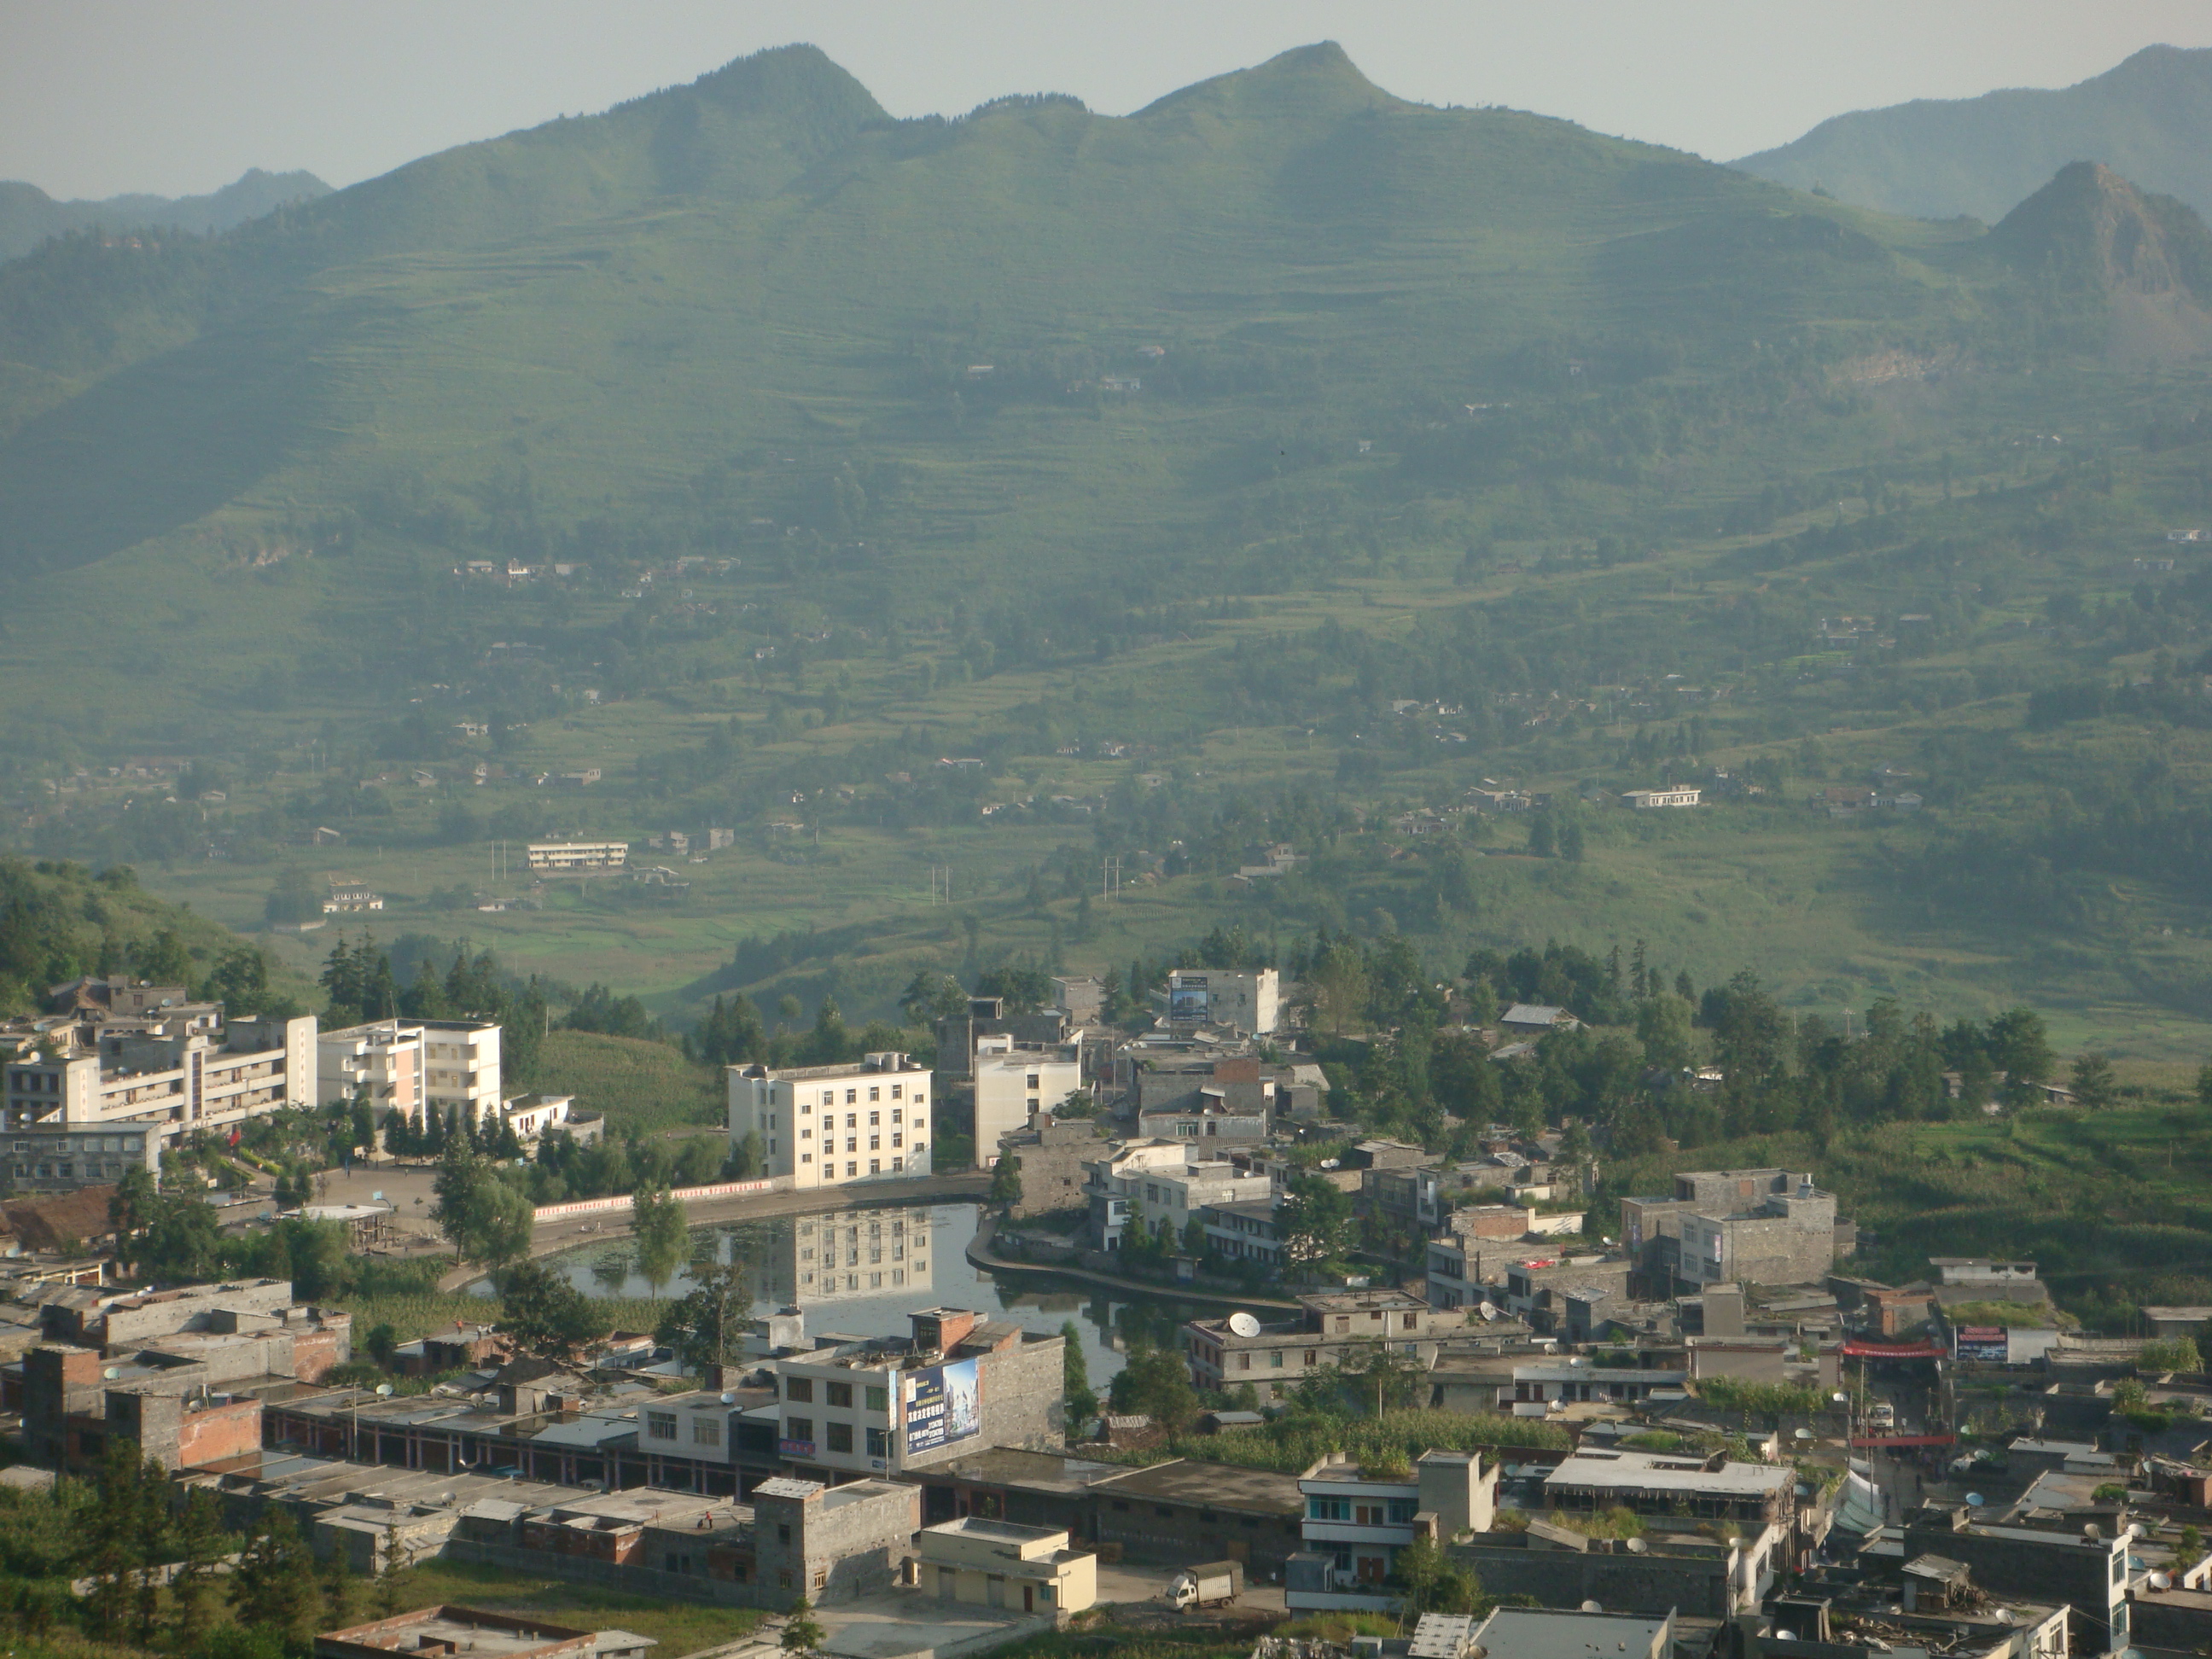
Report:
693,1418,721,1447
646,1412,677,1441
870,1159,882,1175
827,1423,853,1452
847,1162,858,1177
846,1090,857,1104
891,1109,902,1125
891,1133,903,1149
890,1084,902,1099
1270,1352,1284,1367
787,1416,813,1441
866,1427,888,1457
826,1381,852,1407
801,1153,812,1164
813,1568,828,1591
784,1378,813,1402
865,1385,888,1412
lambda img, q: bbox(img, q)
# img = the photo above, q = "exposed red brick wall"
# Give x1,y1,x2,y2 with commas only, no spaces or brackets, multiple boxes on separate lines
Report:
177,1400,263,1467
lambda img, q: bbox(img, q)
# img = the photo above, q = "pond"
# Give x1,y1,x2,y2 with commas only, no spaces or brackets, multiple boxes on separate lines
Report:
508,1200,1209,1387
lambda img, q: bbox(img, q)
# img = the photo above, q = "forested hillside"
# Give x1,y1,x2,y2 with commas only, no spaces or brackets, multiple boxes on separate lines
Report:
2,43,2211,1062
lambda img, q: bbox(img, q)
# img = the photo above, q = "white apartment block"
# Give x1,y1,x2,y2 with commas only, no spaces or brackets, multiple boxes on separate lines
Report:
1084,1138,1272,1249
526,841,628,871
317,1018,504,1130
728,1052,932,1189
3,1013,317,1189
1165,968,1280,1034
973,1037,1081,1160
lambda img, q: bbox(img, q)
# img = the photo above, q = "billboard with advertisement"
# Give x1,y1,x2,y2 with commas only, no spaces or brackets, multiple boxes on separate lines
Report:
1168,984,1209,1022
902,1357,982,1458
1954,1326,2009,1364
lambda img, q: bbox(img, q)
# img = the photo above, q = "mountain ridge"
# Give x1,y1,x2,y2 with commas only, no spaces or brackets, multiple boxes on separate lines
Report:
1732,44,2212,223
0,166,329,265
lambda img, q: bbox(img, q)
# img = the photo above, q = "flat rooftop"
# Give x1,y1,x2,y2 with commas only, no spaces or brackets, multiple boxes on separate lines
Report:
927,1515,1064,1544
1473,1607,1670,1659
1545,1450,1792,1499
1089,1458,1302,1515
928,1446,1122,1496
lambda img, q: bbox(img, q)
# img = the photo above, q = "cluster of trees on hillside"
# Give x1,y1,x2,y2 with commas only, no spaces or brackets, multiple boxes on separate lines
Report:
317,934,549,1080
1258,928,2078,1165
0,859,302,1018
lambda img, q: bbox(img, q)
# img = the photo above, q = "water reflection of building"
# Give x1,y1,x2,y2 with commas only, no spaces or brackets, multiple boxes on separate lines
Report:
765,1206,935,1306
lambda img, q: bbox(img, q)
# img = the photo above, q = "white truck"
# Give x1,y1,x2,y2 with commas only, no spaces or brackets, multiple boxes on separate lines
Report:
1170,1561,1243,1610
1866,1402,1896,1430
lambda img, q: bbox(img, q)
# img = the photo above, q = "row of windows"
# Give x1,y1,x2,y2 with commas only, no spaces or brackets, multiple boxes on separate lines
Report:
800,1266,922,1289
800,1219,909,1237
15,1161,128,1180
643,1412,723,1446
800,1245,907,1264
1307,1497,1419,1522
798,1129,905,1150
799,1155,914,1175
780,1377,891,1410
782,1417,892,1457
10,1135,145,1154
813,1084,912,1105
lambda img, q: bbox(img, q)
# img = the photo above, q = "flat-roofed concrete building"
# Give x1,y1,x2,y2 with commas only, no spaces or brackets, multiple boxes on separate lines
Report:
917,1516,1097,1615
728,1052,931,1188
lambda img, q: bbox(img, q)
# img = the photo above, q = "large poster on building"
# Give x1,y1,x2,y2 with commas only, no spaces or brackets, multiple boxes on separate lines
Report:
1954,1326,2009,1364
902,1357,982,1457
1169,983,1209,1021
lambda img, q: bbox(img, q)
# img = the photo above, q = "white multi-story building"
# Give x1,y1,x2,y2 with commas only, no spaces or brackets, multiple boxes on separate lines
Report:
973,1038,1081,1161
728,1052,932,1189
3,1011,317,1190
316,1017,503,1131
1165,968,1280,1034
1082,1138,1272,1249
525,841,628,871
1285,1451,1496,1610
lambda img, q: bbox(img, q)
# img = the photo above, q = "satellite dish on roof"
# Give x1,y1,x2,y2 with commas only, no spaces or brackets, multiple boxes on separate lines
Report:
2128,1523,2145,1540
1626,1538,1647,1554
1580,1601,1603,1613
1228,1312,1262,1338
1478,1302,1499,1321
1831,1392,1849,1404
2151,1573,2174,1592
1794,1428,1813,1441
375,1383,394,1397
103,1366,119,1380
1965,1493,1986,1509
720,1392,735,1406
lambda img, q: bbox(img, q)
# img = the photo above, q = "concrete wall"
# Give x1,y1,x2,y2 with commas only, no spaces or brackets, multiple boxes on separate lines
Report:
445,1539,771,1608
1452,1540,1737,1618
1091,1490,1303,1571
903,1337,1065,1470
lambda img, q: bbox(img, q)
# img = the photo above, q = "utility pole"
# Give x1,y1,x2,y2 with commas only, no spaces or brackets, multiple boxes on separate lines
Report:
1101,857,1121,899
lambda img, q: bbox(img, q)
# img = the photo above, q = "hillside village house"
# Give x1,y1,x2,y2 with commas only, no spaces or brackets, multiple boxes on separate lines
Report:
727,1053,932,1188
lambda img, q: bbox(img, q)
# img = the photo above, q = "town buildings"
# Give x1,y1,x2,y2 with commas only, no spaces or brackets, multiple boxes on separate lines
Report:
525,841,628,871
1082,1140,1272,1250
726,1053,933,1189
1163,968,1281,1034
316,1017,504,1132
1184,1289,1435,1405
1284,1450,1496,1610
972,1038,1081,1156
6,1007,317,1190
917,1516,1097,1614
1619,1168,1852,1296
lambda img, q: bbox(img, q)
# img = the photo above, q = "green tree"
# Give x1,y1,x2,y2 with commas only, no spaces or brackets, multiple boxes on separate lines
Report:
783,1596,825,1652
988,1153,1022,1209
264,867,321,926
1987,1008,2056,1107
1398,1534,1484,1610
1109,1345,1200,1433
431,1135,496,1261
231,1507,322,1650
498,1259,613,1359
169,1488,228,1647
632,1184,689,1295
321,1544,358,1630
1636,993,1695,1072
1306,937,1372,1035
134,926,194,987
2069,1051,2117,1109
1061,1320,1097,1423
657,1253,753,1376
1278,1173,1354,1266
479,1178,538,1269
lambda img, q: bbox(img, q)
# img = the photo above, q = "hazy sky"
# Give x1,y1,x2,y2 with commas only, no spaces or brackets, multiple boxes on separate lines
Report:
8,0,2212,201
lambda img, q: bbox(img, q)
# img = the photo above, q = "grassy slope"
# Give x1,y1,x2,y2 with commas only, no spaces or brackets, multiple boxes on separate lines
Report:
3,47,2209,1065
532,1028,726,1134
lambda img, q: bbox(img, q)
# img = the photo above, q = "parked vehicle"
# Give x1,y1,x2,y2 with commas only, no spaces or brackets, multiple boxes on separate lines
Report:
1866,1402,1897,1429
1170,1561,1243,1610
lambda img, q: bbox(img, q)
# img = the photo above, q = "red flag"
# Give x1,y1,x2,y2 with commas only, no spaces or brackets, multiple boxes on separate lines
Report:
228,1127,241,1146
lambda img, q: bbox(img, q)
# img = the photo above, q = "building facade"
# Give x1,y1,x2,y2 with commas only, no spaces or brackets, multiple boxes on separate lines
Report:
316,1019,502,1132
972,1040,1081,1159
727,1053,932,1189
